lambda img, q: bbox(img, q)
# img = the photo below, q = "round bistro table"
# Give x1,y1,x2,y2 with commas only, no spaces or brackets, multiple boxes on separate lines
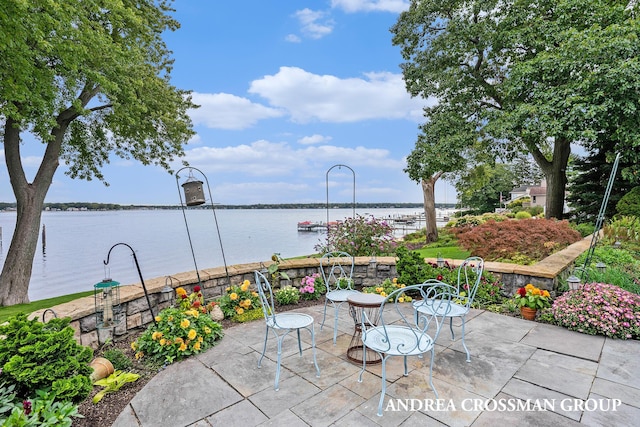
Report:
347,293,386,365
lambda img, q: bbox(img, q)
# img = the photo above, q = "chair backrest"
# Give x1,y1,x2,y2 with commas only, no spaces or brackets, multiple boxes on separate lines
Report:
362,280,455,355
254,270,277,324
319,251,355,292
455,256,484,308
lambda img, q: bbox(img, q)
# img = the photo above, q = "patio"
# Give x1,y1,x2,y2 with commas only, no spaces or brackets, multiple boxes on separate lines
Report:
112,304,640,427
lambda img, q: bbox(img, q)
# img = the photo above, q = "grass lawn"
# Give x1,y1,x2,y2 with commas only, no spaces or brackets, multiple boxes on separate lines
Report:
0,291,94,323
414,245,471,260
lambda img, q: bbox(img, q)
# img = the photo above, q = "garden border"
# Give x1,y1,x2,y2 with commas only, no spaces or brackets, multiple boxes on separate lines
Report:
29,235,593,349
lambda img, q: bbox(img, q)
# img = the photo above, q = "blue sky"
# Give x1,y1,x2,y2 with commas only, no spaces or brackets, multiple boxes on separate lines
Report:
2,0,458,206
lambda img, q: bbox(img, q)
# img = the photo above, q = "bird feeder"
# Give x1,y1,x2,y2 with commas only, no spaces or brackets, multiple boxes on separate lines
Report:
181,178,206,206
94,279,122,329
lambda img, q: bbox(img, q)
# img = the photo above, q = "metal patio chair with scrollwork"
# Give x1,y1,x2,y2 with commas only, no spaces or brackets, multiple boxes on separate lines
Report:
358,280,455,417
318,251,359,344
412,256,484,362
254,270,320,391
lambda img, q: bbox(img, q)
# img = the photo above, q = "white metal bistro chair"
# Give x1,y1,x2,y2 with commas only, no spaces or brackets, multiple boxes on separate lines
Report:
358,281,455,416
412,256,484,362
254,270,320,391
319,251,359,344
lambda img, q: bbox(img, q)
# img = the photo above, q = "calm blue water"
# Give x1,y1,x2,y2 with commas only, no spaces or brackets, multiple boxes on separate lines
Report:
0,208,434,301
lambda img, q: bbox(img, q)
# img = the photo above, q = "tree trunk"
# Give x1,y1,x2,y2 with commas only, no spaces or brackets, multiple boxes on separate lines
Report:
544,138,571,219
0,117,63,306
421,174,441,243
0,196,46,305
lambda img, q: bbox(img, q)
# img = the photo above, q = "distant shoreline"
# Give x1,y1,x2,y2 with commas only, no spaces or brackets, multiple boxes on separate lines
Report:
1,202,457,212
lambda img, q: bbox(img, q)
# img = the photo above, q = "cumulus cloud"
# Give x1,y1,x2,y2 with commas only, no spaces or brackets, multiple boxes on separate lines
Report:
189,92,285,130
293,9,335,39
331,0,410,13
249,67,430,123
298,134,332,145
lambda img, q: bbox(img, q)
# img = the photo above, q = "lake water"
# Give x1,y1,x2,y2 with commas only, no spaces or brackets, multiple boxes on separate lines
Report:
0,208,441,301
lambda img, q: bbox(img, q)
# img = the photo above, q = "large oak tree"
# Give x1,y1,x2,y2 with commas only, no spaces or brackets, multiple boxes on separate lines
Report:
0,0,196,305
392,0,640,220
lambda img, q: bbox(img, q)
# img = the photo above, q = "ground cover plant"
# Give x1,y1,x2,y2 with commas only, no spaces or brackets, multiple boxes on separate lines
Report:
551,283,640,339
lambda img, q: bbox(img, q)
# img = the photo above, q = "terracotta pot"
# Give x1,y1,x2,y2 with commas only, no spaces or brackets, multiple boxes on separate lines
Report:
89,357,115,382
520,306,537,321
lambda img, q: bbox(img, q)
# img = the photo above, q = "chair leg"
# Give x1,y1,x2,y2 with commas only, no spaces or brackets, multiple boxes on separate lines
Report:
377,355,389,417
357,342,368,383
403,355,408,376
310,325,321,378
460,317,470,362
449,316,455,340
332,304,340,344
274,336,284,391
427,348,438,400
297,329,303,356
320,298,329,330
258,326,269,368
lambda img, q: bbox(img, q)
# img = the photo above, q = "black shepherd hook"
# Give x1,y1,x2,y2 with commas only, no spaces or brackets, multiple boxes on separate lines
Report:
104,242,157,325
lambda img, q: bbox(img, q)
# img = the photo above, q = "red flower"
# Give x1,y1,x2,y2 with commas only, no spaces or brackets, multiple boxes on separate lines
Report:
23,400,31,415
181,294,188,299
517,287,527,297
193,300,201,308
437,275,443,281
194,285,201,292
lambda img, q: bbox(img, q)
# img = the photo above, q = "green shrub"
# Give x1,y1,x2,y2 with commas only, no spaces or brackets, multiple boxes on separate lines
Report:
133,307,224,365
527,206,544,217
274,286,300,305
514,211,532,219
616,186,640,217
314,214,396,256
603,216,640,250
0,314,93,403
571,222,595,237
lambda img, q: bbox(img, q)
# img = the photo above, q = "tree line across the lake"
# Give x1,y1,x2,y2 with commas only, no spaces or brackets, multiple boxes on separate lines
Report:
0,202,456,211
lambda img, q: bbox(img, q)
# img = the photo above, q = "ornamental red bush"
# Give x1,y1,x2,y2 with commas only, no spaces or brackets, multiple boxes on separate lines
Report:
453,218,582,263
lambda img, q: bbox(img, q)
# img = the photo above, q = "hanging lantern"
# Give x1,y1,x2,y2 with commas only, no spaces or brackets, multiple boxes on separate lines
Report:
94,279,122,329
181,179,206,206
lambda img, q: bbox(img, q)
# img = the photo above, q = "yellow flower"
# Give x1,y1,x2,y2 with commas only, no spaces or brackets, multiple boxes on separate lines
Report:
380,292,387,297
532,288,541,296
188,329,197,340
392,278,398,283
204,326,211,334
168,316,174,322
241,280,250,292
375,287,383,293
135,351,144,360
180,318,190,328
236,307,244,315
176,287,187,296
542,290,550,298
398,297,405,303
159,338,166,346
230,292,238,301
193,341,201,351
198,336,203,343
152,331,163,340
174,337,184,344
226,287,231,292
155,316,162,322
179,343,187,351
131,342,137,351
243,299,252,308
525,284,535,291
252,291,258,297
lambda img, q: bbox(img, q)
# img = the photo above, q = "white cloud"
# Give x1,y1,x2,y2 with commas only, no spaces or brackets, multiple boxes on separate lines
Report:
189,92,285,130
298,134,332,145
285,34,301,43
331,0,410,13
248,66,430,123
293,9,335,39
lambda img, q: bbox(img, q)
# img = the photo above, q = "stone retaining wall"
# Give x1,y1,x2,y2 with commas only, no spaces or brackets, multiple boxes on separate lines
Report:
30,235,593,349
